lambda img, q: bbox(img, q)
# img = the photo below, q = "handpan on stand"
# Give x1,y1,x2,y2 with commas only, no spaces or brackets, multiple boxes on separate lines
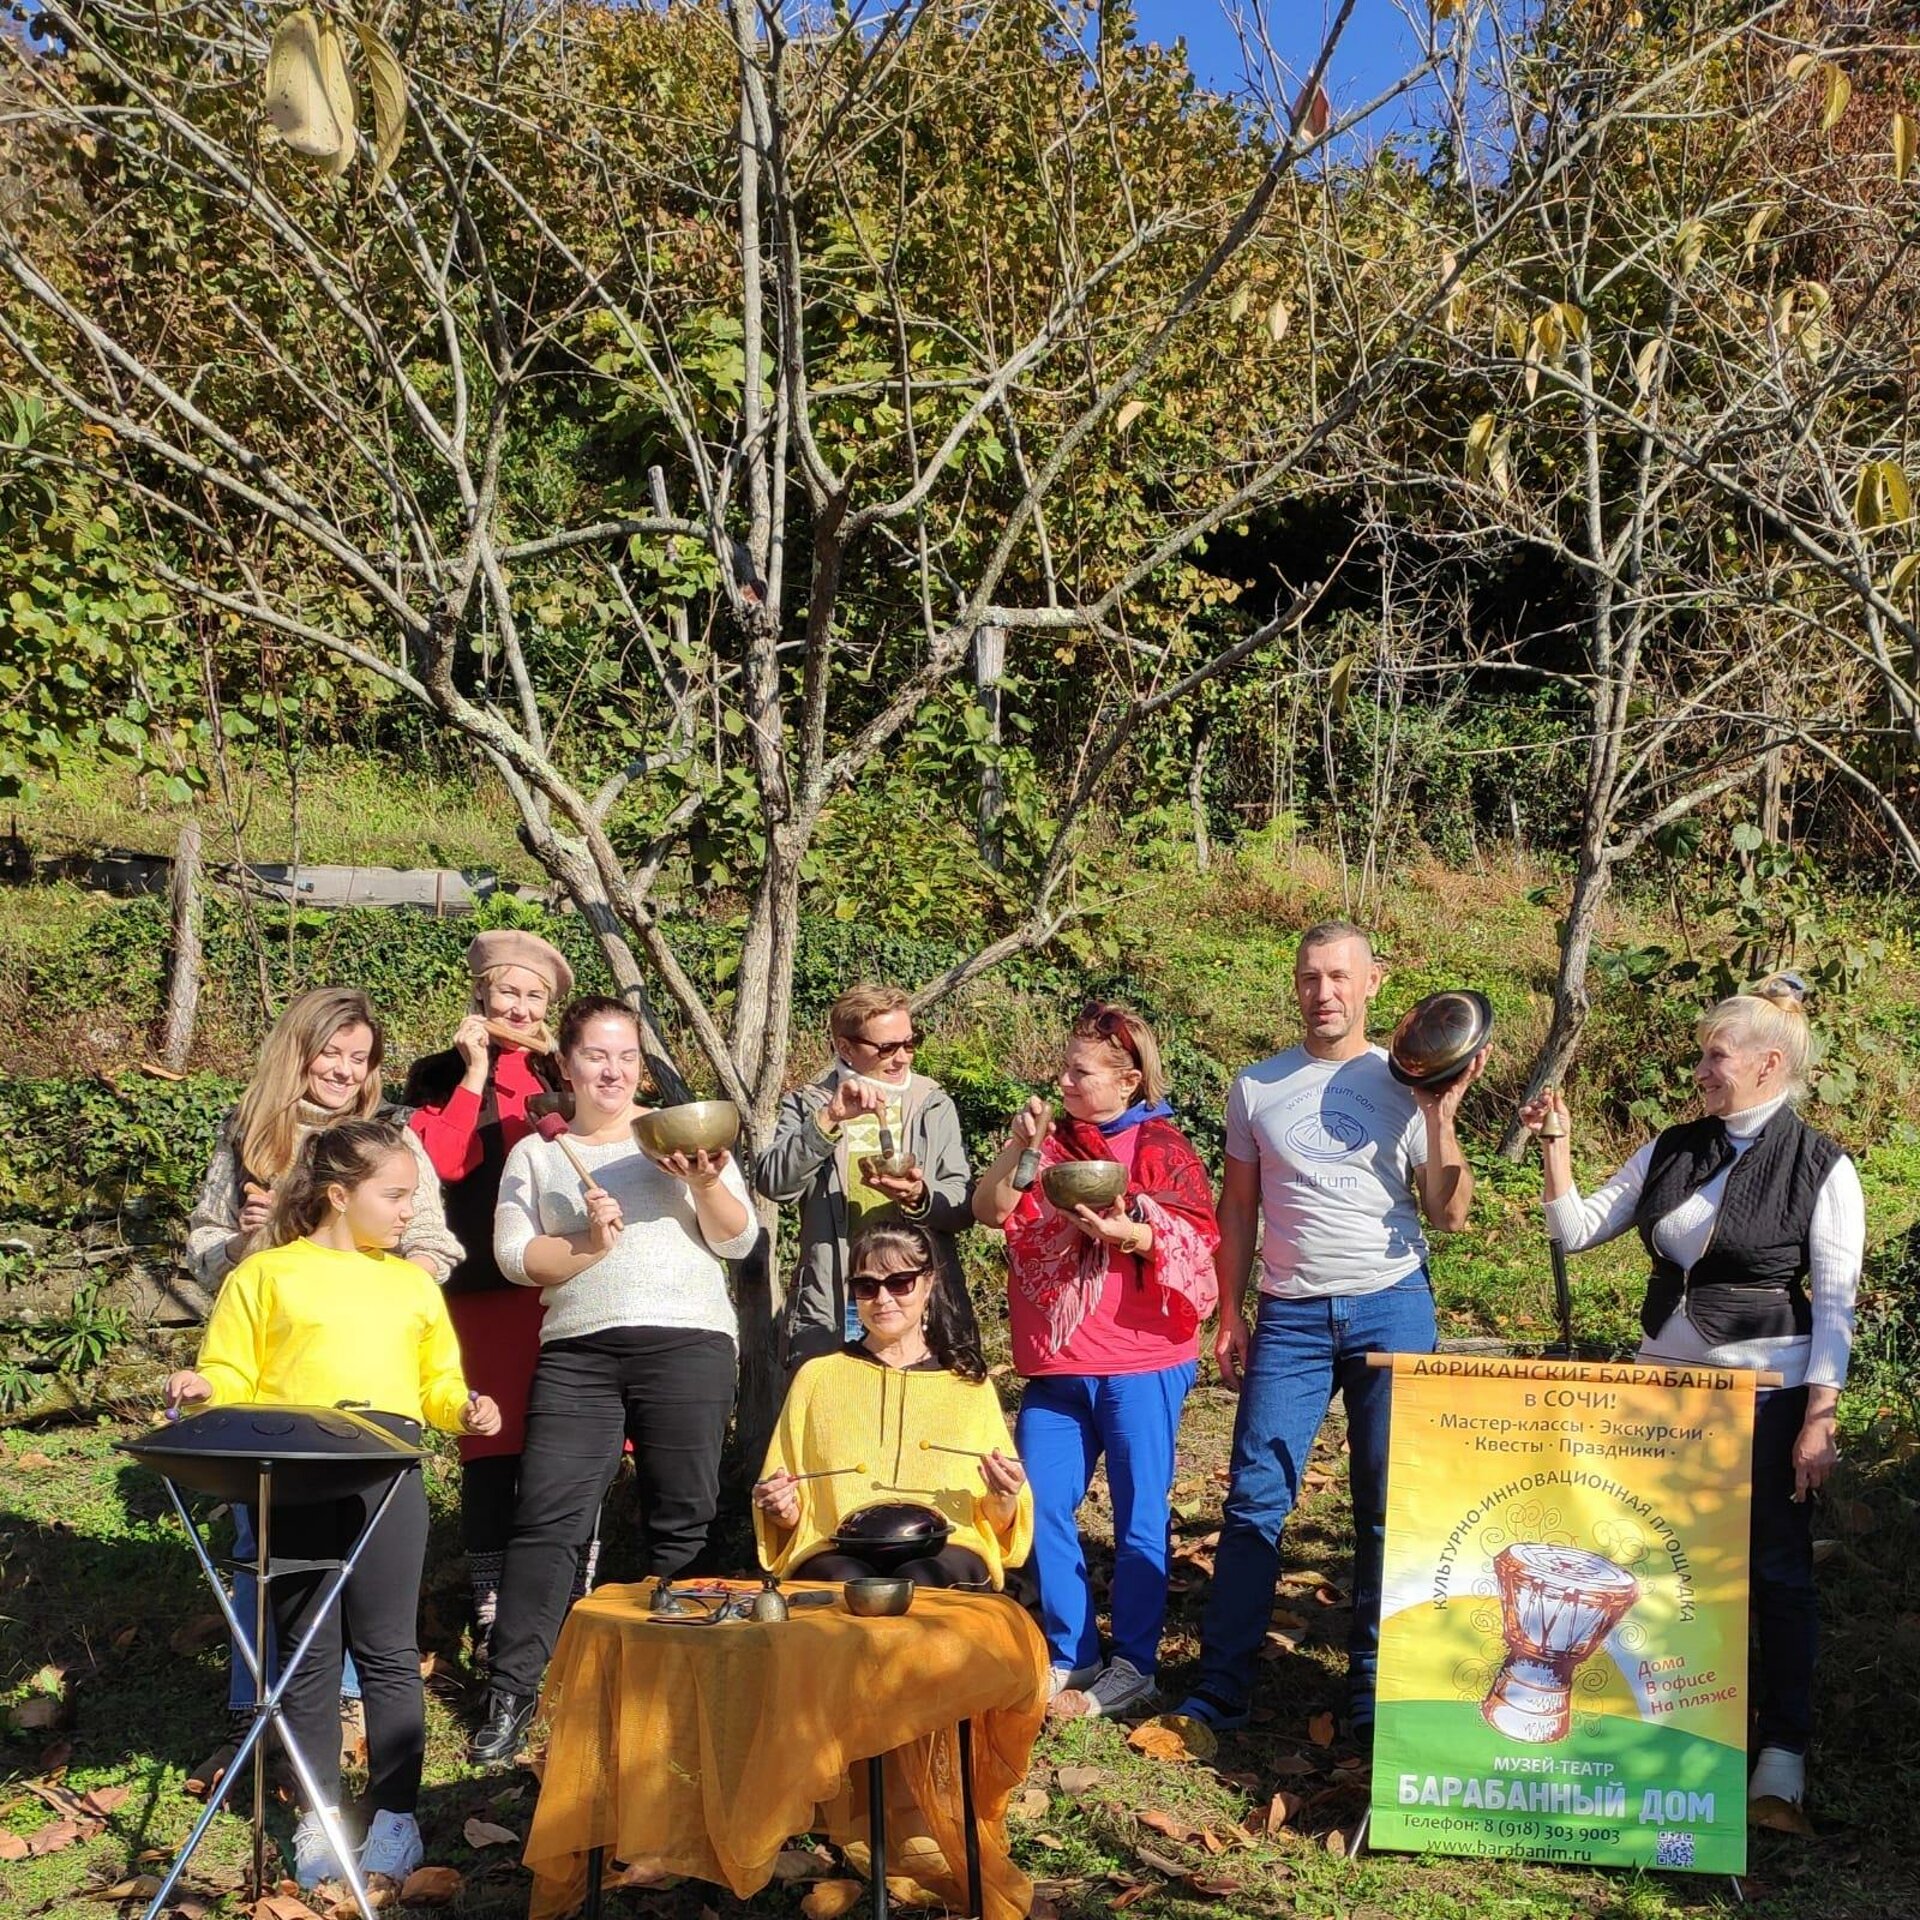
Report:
119,1406,424,1920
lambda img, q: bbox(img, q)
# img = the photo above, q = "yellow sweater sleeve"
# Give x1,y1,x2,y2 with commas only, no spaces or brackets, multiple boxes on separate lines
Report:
969,1385,1035,1571
416,1280,471,1433
753,1358,820,1577
196,1259,268,1404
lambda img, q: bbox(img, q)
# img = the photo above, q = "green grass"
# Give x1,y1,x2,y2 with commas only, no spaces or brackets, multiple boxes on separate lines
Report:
13,750,534,877
7,1371,1920,1920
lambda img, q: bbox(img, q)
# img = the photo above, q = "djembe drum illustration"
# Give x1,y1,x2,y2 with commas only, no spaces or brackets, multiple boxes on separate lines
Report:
1481,1543,1640,1743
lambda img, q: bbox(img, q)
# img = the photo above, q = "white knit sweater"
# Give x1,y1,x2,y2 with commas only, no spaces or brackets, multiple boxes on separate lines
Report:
1544,1097,1864,1391
494,1133,759,1346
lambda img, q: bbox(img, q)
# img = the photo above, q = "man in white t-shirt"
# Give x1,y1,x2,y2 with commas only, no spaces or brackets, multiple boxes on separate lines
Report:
1176,922,1482,1741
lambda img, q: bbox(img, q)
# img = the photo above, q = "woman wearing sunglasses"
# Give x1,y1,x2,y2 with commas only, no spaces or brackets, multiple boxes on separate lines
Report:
756,983,979,1369
752,1224,1032,1588
973,1003,1221,1719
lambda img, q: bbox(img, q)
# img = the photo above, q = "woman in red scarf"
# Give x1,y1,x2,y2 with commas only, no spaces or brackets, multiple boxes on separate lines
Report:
974,1003,1219,1720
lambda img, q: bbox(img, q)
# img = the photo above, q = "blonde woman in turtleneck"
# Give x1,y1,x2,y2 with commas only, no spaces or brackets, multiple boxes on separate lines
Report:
1521,975,1864,1815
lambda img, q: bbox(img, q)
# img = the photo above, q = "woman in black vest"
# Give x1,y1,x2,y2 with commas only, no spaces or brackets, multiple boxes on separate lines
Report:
1521,976,1864,1812
403,931,570,1668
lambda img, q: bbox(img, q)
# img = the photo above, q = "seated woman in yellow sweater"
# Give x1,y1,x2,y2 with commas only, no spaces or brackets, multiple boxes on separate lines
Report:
753,1224,1032,1587
167,1119,500,1892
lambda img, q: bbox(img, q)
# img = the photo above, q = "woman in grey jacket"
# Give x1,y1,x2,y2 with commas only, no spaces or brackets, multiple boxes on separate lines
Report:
756,984,978,1368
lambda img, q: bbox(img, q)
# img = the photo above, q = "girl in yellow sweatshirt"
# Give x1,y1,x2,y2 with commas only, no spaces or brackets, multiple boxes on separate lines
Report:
168,1119,499,1891
754,1224,1033,1587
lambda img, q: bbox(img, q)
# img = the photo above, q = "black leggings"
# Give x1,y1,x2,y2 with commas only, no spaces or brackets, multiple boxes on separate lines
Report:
462,1454,521,1555
795,1544,992,1589
489,1327,735,1697
269,1459,429,1815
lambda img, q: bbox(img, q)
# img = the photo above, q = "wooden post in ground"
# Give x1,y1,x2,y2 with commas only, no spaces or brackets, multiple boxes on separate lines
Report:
159,819,203,1071
973,624,1006,871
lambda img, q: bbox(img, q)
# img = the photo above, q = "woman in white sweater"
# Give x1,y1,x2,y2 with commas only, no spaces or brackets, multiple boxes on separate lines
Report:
1521,976,1863,1812
468,996,757,1767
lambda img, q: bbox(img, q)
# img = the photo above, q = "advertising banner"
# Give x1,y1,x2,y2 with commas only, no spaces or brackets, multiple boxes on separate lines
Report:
1369,1355,1754,1876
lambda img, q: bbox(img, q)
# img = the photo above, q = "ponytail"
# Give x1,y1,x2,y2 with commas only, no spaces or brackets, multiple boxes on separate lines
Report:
1696,972,1812,1100
269,1118,413,1247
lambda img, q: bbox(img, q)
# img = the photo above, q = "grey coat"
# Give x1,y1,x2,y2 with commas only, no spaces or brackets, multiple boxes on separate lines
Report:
755,1073,978,1369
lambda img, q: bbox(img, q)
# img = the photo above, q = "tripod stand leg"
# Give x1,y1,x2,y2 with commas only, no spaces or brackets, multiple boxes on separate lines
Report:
253,1465,272,1900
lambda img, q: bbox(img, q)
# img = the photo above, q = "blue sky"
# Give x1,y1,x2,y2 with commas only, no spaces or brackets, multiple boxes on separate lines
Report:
1125,1,1435,126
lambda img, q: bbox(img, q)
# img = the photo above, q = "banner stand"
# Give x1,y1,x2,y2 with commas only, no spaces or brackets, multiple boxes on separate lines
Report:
1362,1353,1769,1882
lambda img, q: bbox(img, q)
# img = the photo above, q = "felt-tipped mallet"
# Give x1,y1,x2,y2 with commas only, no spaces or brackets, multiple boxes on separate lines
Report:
920,1439,1020,1465
786,1463,869,1483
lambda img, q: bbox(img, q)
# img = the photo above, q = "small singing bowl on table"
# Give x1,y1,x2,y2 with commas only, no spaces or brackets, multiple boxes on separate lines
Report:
842,1576,915,1617
1041,1160,1128,1211
633,1099,742,1159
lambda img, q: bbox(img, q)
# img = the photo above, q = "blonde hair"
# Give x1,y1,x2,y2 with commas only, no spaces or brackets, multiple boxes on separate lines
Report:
233,987,386,1183
828,983,911,1047
1069,1001,1167,1104
471,964,557,1054
1697,975,1811,1100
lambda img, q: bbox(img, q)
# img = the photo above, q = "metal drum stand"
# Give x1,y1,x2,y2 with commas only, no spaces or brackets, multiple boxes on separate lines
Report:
120,1407,425,1920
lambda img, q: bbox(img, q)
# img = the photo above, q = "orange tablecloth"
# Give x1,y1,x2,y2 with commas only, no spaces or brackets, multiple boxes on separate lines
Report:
522,1579,1050,1920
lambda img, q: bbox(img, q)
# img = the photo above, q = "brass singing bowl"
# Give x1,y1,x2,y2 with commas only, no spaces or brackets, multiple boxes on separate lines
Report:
863,1149,919,1179
1041,1160,1128,1211
633,1099,742,1159
1387,990,1495,1090
842,1576,915,1618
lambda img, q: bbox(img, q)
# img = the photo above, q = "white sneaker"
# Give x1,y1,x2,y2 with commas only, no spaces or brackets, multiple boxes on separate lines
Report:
1079,1657,1157,1720
291,1808,352,1889
1047,1660,1100,1701
1749,1747,1806,1805
360,1808,425,1883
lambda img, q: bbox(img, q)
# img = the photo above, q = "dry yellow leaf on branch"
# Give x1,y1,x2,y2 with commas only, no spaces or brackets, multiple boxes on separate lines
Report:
1895,113,1917,185
354,23,409,190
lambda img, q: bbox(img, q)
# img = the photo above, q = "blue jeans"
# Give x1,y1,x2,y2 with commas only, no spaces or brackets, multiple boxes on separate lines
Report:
1191,1272,1435,1721
1016,1364,1196,1677
227,1505,362,1712
1750,1386,1815,1753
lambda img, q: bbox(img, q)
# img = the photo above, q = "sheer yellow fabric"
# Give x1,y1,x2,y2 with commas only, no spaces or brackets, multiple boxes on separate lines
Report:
522,1580,1049,1920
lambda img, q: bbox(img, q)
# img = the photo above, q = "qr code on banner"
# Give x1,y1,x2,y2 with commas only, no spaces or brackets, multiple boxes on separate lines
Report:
1655,1832,1697,1869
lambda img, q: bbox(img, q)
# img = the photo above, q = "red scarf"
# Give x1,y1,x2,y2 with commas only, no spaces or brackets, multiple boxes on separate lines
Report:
1006,1114,1220,1360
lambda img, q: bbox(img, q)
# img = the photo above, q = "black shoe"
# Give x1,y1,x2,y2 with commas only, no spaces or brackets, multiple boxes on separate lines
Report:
467,1689,534,1769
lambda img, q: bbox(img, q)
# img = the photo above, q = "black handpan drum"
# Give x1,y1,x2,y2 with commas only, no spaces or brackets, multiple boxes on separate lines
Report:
119,1405,423,1505
1387,990,1495,1091
830,1501,953,1571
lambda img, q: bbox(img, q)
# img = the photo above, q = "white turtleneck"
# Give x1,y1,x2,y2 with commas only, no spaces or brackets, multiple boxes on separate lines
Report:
1542,1095,1864,1391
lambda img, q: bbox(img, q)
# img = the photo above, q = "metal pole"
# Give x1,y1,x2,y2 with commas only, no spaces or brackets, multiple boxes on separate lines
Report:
252,1463,271,1899
957,1720,982,1918
868,1755,889,1920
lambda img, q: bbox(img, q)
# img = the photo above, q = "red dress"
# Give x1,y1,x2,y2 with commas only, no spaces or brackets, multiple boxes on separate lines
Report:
408,1045,553,1460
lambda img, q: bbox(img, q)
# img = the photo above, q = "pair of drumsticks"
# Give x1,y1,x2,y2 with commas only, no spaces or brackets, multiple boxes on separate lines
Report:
781,1442,1020,1485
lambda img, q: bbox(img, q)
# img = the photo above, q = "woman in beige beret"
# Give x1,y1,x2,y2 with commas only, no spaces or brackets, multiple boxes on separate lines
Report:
402,929,573,1667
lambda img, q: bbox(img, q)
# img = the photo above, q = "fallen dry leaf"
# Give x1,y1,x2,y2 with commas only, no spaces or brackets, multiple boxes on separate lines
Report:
168,1898,213,1919
1127,1714,1218,1764
800,1879,866,1920
771,1849,833,1882
1138,1811,1199,1844
1133,1847,1189,1879
1011,1788,1050,1821
1030,1899,1058,1920
1269,1753,1318,1778
1811,1538,1841,1566
1312,1585,1347,1609
1109,1883,1156,1911
1325,1828,1348,1857
1306,1711,1337,1748
1750,1794,1815,1837
461,1817,519,1849
111,1625,140,1651
11,1696,67,1732
40,1737,75,1775
83,1787,131,1817
1034,1832,1067,1850
1264,1790,1300,1834
252,1898,323,1920
1199,1830,1228,1856
1056,1765,1105,1794
17,1450,54,1469
28,1817,90,1854
397,1866,463,1904
1268,1607,1309,1631
1282,1567,1331,1587
0,1833,29,1860
169,1615,226,1657
94,1876,163,1901
1189,1875,1240,1898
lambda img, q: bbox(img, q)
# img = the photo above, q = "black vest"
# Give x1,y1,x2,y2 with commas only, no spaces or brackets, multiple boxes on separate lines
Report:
1634,1107,1841,1345
401,1047,561,1297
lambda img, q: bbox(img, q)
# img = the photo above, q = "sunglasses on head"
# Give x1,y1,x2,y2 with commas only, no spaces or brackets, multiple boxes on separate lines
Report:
1079,1003,1140,1064
850,1268,929,1300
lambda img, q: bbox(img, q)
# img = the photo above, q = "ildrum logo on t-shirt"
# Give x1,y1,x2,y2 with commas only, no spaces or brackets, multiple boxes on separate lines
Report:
1284,1108,1369,1162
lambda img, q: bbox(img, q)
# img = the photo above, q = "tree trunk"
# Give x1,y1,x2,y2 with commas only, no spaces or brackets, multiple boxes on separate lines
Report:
158,819,203,1071
1500,843,1612,1159
1189,715,1212,872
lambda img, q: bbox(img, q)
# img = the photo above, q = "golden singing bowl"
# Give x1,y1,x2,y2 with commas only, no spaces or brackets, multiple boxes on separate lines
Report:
1041,1160,1128,1211
633,1099,742,1159
863,1149,919,1179
842,1576,915,1617
1388,990,1494,1090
